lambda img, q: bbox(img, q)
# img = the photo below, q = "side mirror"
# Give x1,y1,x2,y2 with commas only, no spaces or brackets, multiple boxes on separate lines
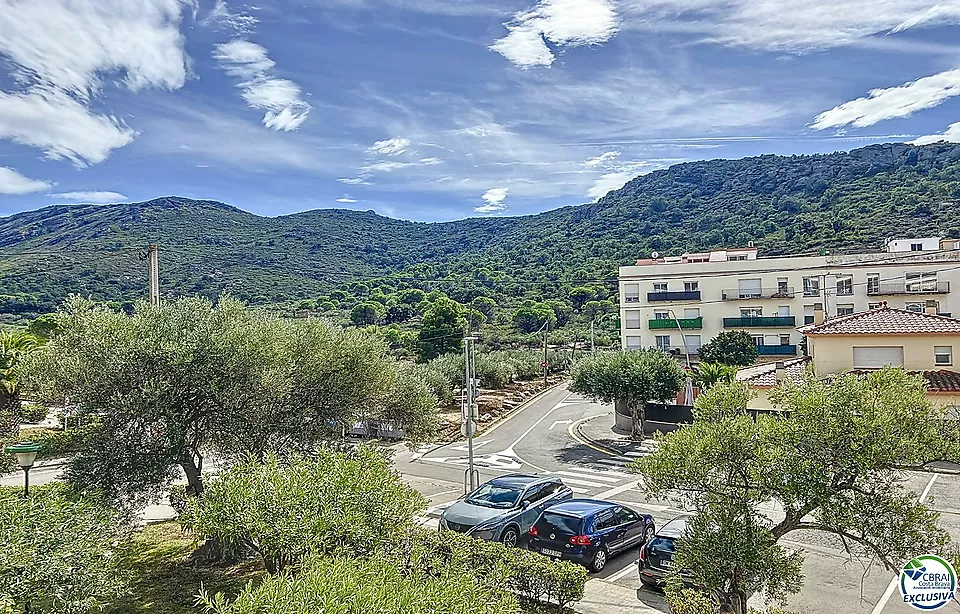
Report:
521,501,531,510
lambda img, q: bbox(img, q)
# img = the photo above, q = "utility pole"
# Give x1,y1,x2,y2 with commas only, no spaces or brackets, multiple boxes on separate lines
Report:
590,318,595,353
147,244,160,306
543,320,549,388
463,335,478,493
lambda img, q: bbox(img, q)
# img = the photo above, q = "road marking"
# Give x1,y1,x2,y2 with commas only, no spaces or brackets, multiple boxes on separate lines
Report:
570,486,590,494
508,393,573,451
607,562,640,582
597,457,635,469
550,420,573,431
597,478,644,499
568,416,620,456
555,476,615,488
870,473,938,614
569,466,635,478
481,383,568,437
553,470,621,484
450,440,493,452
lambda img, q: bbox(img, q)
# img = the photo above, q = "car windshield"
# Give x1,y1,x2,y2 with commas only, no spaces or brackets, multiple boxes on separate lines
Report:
538,512,583,536
466,483,523,508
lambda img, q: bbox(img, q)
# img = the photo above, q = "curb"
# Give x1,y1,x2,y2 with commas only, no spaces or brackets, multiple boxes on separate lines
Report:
570,413,624,457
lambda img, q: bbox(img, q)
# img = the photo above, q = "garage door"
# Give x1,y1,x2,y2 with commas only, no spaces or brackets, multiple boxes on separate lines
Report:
852,346,904,369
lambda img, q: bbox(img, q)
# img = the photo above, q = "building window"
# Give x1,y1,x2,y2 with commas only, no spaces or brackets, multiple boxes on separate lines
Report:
684,281,699,292
655,335,671,351
654,311,670,320
906,272,937,293
683,308,700,318
911,243,923,251
906,302,924,312
935,346,953,366
803,276,820,297
779,334,791,346
729,254,748,261
653,282,668,293
777,305,791,316
752,335,765,347
741,307,762,318
685,335,701,353
853,346,904,369
623,283,640,303
837,304,854,316
803,305,815,325
836,276,853,296
625,311,642,329
738,278,762,299
777,277,789,295
626,336,642,350
867,274,880,294
868,302,881,310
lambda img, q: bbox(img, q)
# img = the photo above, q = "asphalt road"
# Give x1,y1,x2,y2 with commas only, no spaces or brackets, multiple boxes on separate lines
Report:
397,384,960,614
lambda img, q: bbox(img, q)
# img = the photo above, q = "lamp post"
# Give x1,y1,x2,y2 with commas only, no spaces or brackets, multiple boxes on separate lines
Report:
5,442,43,497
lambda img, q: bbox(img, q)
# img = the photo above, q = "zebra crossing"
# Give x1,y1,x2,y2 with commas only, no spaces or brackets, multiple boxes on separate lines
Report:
584,439,659,474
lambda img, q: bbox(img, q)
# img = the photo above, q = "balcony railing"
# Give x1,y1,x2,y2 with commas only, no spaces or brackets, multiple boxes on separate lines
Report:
655,345,701,355
866,281,951,295
723,316,796,327
649,317,703,330
757,344,797,356
721,287,795,300
647,290,701,302
624,295,641,303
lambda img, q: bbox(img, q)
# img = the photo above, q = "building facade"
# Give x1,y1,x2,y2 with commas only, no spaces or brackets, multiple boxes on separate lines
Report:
618,238,960,360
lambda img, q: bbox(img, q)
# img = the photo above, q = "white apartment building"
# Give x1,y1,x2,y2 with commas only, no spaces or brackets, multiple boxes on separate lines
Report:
618,238,960,361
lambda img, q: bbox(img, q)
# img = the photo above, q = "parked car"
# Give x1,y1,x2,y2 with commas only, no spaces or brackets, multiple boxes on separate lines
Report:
439,474,573,546
638,514,691,587
527,499,655,572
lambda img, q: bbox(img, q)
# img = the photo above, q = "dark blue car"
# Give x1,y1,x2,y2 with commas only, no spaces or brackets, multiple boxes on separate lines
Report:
527,499,655,572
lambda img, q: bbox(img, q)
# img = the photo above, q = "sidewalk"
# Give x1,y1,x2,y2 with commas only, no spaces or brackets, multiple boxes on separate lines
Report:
575,413,659,459
575,579,668,614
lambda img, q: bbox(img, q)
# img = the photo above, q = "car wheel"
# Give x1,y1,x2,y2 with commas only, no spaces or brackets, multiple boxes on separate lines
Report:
643,524,654,542
591,548,608,573
501,526,520,547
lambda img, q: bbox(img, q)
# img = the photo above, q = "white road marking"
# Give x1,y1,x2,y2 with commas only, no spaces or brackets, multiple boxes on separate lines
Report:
624,451,652,458
570,466,635,478
870,473,939,614
555,476,614,488
596,478,644,499
549,420,573,431
450,440,493,452
508,393,573,451
570,486,590,494
607,561,640,582
597,457,634,468
553,470,621,484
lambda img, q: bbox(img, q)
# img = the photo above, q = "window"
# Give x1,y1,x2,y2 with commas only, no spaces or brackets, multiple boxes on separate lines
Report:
853,346,904,369
780,335,791,346
803,276,820,297
614,507,639,525
594,512,617,531
836,276,853,296
911,243,923,251
626,336,642,350
837,304,854,316
868,302,881,310
935,346,953,366
653,282,668,292
623,283,640,303
741,307,762,318
625,310,642,329
738,278,762,299
683,308,700,318
906,302,924,313
729,254,748,261
521,484,550,506
655,335,671,351
906,272,937,293
867,274,880,294
777,277,789,295
752,335,765,347
654,311,670,320
804,305,815,325
685,335,701,352
777,305,790,316
684,281,699,292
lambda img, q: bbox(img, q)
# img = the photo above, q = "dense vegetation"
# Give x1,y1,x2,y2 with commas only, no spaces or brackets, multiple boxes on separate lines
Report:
4,143,960,323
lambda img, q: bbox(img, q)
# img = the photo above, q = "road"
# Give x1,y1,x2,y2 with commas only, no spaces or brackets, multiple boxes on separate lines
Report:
396,384,960,614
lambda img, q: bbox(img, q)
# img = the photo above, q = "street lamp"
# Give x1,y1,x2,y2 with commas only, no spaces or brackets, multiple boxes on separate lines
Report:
5,442,43,496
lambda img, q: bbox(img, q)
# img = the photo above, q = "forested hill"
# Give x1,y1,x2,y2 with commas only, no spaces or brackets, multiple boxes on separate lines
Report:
3,141,960,318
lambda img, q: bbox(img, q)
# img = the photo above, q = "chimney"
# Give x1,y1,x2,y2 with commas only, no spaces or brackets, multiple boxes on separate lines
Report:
813,303,824,325
925,300,939,315
775,361,786,383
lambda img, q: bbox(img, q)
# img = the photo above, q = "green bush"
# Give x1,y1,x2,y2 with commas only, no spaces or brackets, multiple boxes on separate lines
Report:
19,402,48,424
18,424,99,460
402,363,454,406
474,355,516,389
427,352,465,389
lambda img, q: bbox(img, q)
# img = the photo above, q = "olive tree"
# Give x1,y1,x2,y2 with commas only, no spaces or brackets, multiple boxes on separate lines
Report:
570,349,685,439
637,369,960,614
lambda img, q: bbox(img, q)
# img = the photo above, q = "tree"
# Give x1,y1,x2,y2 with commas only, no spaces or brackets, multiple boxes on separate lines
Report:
418,298,465,361
692,362,738,389
546,299,573,327
0,484,131,614
0,330,40,437
570,350,685,439
27,313,60,340
465,307,487,332
512,301,556,334
350,301,384,326
470,296,496,318
568,287,596,311
187,448,427,574
697,331,758,367
638,370,960,613
397,288,426,305
384,301,414,324
22,296,426,507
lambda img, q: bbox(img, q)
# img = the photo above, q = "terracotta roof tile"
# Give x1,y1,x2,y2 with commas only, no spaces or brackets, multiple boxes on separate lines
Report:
919,370,960,392
735,357,809,387
798,307,960,336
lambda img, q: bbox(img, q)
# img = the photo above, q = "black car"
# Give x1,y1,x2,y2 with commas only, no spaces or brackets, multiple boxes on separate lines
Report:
638,514,691,587
527,499,655,572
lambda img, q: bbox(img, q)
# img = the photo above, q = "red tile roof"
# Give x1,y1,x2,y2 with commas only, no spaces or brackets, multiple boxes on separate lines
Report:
735,357,810,388
798,307,960,336
919,370,960,392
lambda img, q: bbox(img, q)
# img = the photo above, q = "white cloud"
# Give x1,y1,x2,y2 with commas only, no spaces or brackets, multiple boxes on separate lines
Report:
585,151,620,167
201,0,258,34
587,172,632,200
50,190,127,203
475,187,509,213
214,40,312,131
336,197,358,203
362,161,414,173
339,177,371,185
912,122,960,145
812,70,960,130
619,0,960,52
0,167,51,194
419,157,443,165
367,137,411,156
491,0,620,68
0,88,135,166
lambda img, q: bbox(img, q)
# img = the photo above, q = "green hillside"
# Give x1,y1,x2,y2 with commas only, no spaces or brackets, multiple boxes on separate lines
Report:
3,141,960,320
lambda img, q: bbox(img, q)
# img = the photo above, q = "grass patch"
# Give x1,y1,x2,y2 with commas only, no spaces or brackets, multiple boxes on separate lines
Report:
108,522,265,614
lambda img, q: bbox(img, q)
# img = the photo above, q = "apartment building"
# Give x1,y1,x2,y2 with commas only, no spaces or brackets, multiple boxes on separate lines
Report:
618,238,960,360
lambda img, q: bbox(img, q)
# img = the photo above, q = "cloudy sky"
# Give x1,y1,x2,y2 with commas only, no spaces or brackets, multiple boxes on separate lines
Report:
0,0,959,221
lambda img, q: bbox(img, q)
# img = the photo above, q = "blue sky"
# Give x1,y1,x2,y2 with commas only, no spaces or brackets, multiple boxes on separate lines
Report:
1,0,960,222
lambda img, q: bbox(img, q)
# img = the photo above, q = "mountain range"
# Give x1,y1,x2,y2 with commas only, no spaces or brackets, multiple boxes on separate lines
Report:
3,141,960,319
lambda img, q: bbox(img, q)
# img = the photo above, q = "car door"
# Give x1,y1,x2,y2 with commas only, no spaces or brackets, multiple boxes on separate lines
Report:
594,509,624,551
518,484,549,529
614,506,646,549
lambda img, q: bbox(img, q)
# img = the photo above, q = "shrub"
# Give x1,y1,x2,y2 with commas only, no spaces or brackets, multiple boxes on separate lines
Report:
427,353,465,389
474,355,516,389
403,363,454,406
18,424,99,460
19,402,47,424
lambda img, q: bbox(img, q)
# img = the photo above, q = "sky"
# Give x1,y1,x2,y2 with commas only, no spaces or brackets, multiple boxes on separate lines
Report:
1,1,960,222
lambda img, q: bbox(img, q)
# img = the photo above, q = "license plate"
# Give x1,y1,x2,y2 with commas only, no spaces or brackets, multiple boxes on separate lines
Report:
660,559,674,569
541,548,562,558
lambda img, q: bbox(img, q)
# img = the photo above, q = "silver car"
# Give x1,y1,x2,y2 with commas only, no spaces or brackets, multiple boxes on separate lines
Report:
440,474,573,546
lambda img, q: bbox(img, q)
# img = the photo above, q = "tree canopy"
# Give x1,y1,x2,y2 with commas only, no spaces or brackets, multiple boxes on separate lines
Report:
697,330,759,367
418,297,465,361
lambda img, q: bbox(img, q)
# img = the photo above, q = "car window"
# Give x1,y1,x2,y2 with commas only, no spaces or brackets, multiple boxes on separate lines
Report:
537,512,583,536
466,482,523,509
523,483,551,505
615,507,639,525
594,511,616,531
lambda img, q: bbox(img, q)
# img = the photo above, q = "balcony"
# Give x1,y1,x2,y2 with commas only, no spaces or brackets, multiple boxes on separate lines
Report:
647,290,701,302
656,345,701,355
723,316,796,327
866,281,950,296
757,344,797,356
649,317,703,330
722,287,795,300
